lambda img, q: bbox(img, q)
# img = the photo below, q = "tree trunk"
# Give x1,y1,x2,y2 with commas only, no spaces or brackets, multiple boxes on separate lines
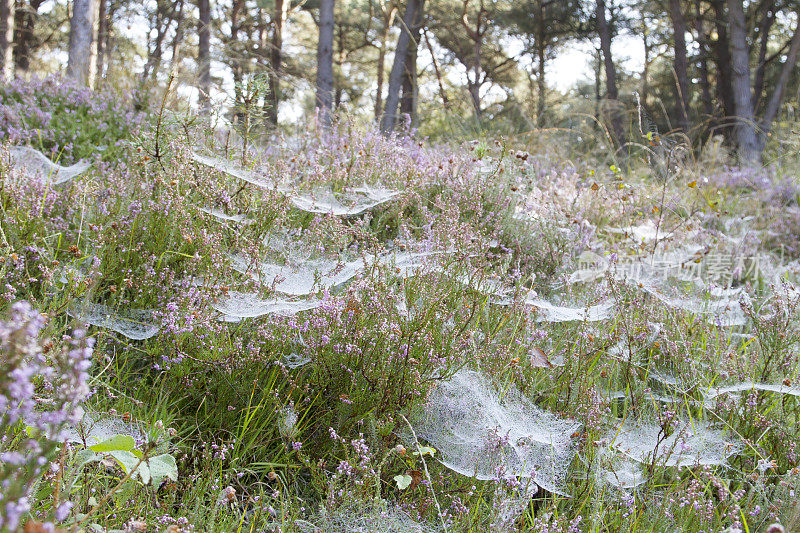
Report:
316,0,335,128
640,12,650,113
380,0,424,135
758,17,800,150
374,3,396,121
0,0,13,78
694,0,714,117
399,43,415,119
596,0,625,145
13,0,44,75
462,0,485,119
140,1,178,85
67,0,98,86
168,0,185,76
227,0,244,123
727,0,759,163
95,0,106,84
668,0,690,132
423,28,449,109
751,5,775,112
711,0,735,123
535,0,546,127
267,0,288,125
399,0,424,126
198,0,210,114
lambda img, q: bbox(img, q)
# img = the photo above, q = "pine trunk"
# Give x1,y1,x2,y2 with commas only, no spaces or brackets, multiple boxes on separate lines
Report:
668,0,690,132
727,0,760,164
67,0,98,86
267,0,287,125
198,0,211,114
316,0,335,128
757,18,800,150
14,0,44,75
0,0,12,78
596,0,625,145
380,0,424,134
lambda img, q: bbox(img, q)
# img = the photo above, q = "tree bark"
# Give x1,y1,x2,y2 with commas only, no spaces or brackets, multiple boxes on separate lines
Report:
380,0,424,134
267,0,288,125
751,4,775,112
198,0,210,114
95,0,107,84
461,0,486,118
316,0,335,128
399,40,416,120
596,0,625,145
668,0,690,132
399,0,425,126
423,28,449,109
711,0,735,123
694,0,714,117
727,0,759,163
13,0,44,75
374,2,396,121
0,0,13,78
141,0,181,85
758,16,800,149
535,0,546,126
67,0,99,86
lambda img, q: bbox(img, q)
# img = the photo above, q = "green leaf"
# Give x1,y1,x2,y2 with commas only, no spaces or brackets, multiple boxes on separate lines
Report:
74,449,100,470
89,435,135,453
113,480,136,509
394,474,413,490
413,446,436,457
147,453,178,488
108,450,150,485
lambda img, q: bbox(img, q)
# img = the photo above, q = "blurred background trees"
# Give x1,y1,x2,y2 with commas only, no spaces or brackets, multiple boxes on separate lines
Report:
7,0,800,162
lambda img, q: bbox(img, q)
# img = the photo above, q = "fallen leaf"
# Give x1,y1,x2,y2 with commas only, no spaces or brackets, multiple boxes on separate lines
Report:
408,469,423,489
529,346,552,368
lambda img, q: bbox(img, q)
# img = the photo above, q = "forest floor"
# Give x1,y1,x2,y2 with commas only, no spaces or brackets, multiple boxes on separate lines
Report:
2,78,800,532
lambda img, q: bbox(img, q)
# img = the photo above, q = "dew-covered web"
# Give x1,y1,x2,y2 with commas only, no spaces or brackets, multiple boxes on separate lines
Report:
280,353,312,369
210,291,321,321
413,368,580,495
290,185,400,216
522,295,615,323
704,382,800,401
229,254,373,295
68,302,160,340
58,409,147,448
604,418,742,468
600,453,647,489
6,146,91,184
190,151,281,189
197,206,251,223
294,504,440,533
229,246,449,296
570,246,749,326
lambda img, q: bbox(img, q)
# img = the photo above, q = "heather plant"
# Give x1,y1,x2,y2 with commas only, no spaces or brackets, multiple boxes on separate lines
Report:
0,76,145,164
0,301,92,531
6,88,800,533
